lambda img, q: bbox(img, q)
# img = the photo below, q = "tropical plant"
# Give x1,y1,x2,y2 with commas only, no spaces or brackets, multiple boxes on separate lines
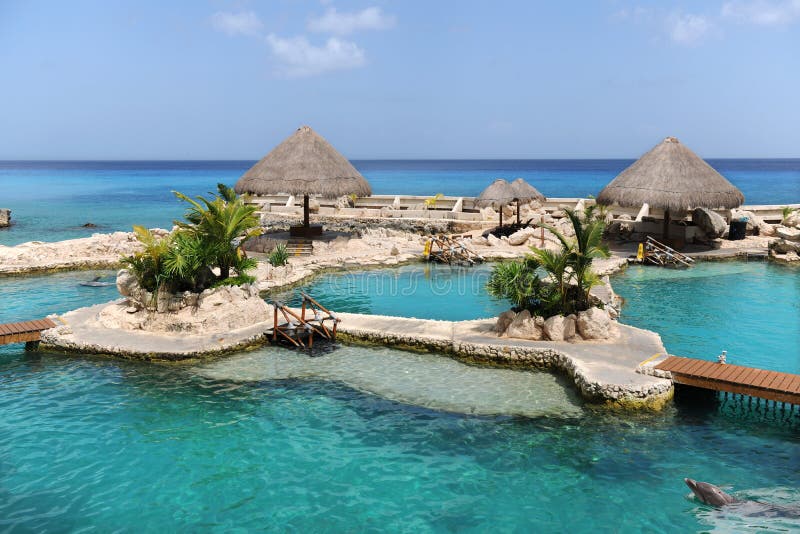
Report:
121,226,175,293
424,193,444,209
173,183,262,281
782,206,797,222
348,193,358,207
122,185,261,296
487,207,610,316
269,243,290,267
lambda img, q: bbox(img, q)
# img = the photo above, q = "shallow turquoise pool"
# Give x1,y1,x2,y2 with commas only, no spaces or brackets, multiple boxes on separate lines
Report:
1,268,799,531
613,261,800,374
283,262,509,321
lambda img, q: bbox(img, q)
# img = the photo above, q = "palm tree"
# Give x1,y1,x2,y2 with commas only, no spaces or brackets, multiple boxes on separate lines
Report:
174,184,261,281
563,208,610,309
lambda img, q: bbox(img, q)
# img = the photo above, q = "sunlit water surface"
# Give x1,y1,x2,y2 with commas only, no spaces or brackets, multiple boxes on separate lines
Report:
1,268,799,531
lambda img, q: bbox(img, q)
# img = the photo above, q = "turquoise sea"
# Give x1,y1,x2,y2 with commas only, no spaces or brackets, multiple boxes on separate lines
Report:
1,159,799,246
1,262,799,531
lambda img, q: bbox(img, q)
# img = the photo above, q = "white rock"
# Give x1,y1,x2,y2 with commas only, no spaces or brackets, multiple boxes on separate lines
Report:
480,206,497,221
576,307,612,340
543,314,576,341
504,309,543,340
487,234,503,247
692,207,727,238
775,226,800,242
494,310,516,334
783,210,800,228
508,227,537,246
471,235,489,247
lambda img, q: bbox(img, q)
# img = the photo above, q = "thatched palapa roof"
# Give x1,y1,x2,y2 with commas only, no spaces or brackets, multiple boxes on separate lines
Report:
476,179,516,209
510,178,546,202
234,125,371,199
596,137,743,212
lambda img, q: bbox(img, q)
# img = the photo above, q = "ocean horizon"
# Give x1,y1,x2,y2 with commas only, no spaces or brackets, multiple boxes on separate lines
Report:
1,158,798,246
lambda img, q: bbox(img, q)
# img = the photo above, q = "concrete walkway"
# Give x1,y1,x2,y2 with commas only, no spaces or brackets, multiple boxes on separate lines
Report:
42,304,673,407
41,303,275,360
334,312,673,408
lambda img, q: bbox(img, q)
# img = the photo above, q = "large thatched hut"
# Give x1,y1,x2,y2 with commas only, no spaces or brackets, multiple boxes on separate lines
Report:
597,137,744,239
476,179,517,228
234,126,371,237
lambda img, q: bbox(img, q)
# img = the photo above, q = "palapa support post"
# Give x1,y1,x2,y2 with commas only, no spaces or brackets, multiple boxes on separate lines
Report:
662,208,671,242
303,193,310,235
499,208,503,229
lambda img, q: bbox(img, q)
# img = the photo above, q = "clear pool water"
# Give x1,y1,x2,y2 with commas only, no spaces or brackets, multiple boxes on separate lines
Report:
613,261,800,374
284,262,509,321
1,268,799,531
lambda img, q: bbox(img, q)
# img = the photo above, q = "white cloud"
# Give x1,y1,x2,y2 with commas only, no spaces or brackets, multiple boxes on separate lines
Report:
307,7,396,35
721,0,800,26
210,11,264,37
266,34,366,77
668,13,712,45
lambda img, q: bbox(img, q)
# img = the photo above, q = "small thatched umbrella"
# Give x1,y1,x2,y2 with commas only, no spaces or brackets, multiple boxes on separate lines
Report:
510,178,546,224
596,137,744,240
234,126,371,237
476,179,517,228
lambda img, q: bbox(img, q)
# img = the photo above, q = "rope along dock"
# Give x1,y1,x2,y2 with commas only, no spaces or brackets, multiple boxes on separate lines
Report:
655,356,800,406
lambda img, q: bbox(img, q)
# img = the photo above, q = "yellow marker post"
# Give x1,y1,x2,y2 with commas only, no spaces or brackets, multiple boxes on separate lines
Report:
423,239,432,258
637,243,644,261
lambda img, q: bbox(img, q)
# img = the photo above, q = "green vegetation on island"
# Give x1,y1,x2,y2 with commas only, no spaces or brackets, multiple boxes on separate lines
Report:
487,207,610,317
122,184,261,294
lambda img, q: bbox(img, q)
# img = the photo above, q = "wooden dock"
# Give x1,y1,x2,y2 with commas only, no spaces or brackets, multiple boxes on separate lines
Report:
0,318,57,349
655,356,800,406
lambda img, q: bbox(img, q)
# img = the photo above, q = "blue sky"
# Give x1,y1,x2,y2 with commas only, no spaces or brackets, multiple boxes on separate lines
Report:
0,0,798,159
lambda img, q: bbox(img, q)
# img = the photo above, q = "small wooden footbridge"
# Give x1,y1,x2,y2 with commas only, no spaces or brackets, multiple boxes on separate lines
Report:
0,318,57,349
268,292,339,349
423,234,484,265
655,356,800,408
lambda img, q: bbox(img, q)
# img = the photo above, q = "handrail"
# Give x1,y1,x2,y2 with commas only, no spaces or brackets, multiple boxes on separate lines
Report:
644,236,694,267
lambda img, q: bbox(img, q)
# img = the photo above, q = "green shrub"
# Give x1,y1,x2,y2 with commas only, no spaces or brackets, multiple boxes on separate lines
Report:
487,208,610,317
122,184,261,295
269,243,290,267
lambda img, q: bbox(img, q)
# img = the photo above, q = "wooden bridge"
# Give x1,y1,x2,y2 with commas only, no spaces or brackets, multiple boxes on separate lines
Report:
268,293,339,350
656,356,800,406
0,318,57,349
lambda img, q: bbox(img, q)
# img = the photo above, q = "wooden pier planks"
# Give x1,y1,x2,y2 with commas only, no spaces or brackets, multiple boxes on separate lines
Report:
0,318,57,346
656,356,800,405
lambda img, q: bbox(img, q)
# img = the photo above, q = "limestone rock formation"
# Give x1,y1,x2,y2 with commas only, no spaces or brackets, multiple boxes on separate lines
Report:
692,207,727,238
543,314,576,342
487,234,503,247
494,310,516,333
508,227,538,246
0,208,11,227
776,226,800,242
504,309,544,340
784,210,800,229
100,271,270,334
470,235,489,247
576,307,613,340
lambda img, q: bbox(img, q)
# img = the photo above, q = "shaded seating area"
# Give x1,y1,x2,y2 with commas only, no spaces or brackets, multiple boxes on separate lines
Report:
597,137,744,249
476,178,546,237
235,125,372,239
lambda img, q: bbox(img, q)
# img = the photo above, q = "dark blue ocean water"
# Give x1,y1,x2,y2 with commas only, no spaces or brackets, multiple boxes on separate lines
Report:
0,159,798,246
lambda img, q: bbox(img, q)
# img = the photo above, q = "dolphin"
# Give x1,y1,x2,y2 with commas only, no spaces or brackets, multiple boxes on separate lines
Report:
79,276,114,287
685,478,800,519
